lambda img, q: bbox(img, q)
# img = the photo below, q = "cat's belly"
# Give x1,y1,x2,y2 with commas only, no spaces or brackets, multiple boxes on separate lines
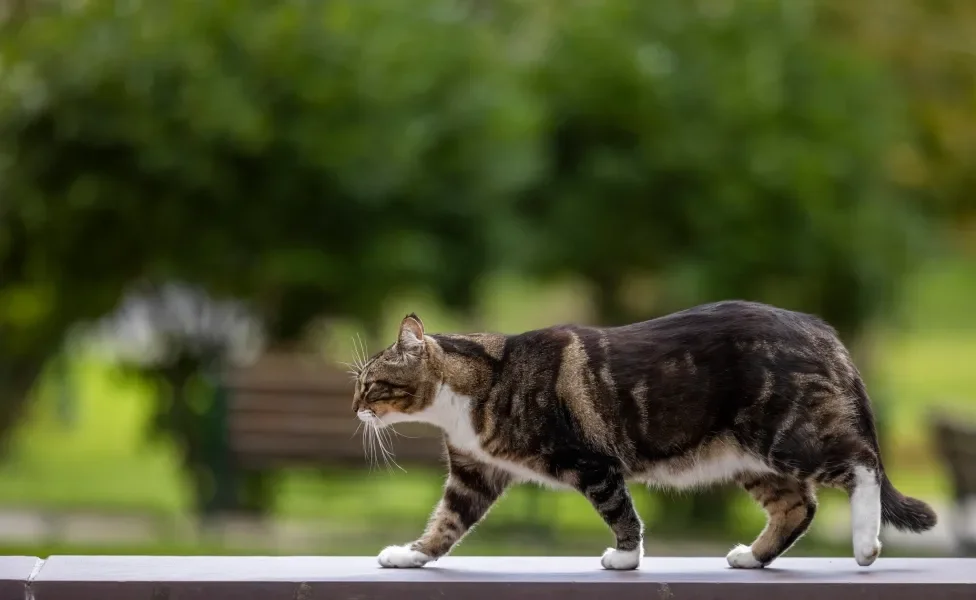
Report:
634,437,774,490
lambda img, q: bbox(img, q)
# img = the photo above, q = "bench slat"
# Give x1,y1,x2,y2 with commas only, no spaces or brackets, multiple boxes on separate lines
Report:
219,355,448,471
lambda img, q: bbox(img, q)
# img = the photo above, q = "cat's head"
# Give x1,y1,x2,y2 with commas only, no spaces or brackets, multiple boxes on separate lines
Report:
351,313,437,425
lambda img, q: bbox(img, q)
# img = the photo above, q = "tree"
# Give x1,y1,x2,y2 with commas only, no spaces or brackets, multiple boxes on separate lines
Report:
0,0,540,500
0,0,540,332
512,0,930,533
520,0,925,333
821,0,976,226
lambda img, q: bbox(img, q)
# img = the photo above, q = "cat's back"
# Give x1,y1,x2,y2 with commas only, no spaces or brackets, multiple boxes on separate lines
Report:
495,300,843,382
614,300,839,348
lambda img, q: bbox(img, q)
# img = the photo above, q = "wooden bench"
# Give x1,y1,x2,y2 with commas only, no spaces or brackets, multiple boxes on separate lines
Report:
211,352,556,535
930,413,976,556
220,353,445,470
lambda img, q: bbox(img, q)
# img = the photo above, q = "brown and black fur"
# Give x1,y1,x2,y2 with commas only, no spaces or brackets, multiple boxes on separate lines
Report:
352,300,937,570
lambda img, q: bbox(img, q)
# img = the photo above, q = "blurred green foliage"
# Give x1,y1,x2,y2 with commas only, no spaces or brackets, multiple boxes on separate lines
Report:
0,0,931,351
522,0,927,338
823,0,976,223
0,0,540,350
0,0,955,522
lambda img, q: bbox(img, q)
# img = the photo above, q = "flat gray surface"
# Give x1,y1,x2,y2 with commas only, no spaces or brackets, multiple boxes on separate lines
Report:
0,556,40,600
29,555,976,582
26,556,976,600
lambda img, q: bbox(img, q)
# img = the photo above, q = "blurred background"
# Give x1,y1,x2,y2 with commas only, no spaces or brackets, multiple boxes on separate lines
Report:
0,0,975,560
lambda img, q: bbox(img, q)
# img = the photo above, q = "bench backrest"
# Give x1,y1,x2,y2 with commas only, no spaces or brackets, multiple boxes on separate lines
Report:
931,414,976,503
221,353,445,470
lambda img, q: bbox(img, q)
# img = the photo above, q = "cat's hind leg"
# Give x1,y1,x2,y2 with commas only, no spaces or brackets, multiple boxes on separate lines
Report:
830,461,882,567
814,451,884,567
846,463,883,566
727,474,817,569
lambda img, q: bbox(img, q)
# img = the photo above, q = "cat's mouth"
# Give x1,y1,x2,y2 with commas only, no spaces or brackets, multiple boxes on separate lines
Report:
359,408,397,427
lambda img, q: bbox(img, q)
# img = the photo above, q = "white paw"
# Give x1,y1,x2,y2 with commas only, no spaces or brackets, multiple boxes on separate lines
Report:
600,546,642,570
854,538,882,567
726,544,765,569
377,545,433,568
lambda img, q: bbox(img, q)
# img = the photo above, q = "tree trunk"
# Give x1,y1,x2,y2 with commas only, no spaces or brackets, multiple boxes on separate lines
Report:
156,362,275,519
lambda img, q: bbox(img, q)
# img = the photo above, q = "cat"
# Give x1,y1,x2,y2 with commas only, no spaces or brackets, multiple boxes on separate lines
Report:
350,300,936,570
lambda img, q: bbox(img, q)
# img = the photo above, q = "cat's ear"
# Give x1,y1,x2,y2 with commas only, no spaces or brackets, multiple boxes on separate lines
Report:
397,313,425,355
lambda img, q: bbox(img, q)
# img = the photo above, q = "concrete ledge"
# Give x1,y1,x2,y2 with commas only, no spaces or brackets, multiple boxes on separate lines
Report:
0,556,41,600
11,555,976,600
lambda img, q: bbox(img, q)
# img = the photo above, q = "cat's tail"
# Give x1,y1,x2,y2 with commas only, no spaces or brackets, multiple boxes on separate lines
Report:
880,474,937,533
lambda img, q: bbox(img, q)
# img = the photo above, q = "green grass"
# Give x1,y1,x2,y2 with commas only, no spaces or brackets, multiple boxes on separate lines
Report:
869,255,976,492
0,361,187,515
1,258,974,556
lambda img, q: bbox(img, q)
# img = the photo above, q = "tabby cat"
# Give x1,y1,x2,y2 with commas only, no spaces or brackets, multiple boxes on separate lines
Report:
350,300,936,570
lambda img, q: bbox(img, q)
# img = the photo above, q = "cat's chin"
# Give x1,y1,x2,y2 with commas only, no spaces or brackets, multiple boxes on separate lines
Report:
371,414,395,427
374,411,417,427
358,410,407,428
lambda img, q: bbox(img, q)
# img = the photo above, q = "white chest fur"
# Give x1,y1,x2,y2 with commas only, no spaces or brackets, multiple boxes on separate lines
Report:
383,384,568,489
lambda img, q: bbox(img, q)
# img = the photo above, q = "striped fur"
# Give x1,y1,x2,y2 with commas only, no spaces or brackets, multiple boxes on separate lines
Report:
353,301,936,570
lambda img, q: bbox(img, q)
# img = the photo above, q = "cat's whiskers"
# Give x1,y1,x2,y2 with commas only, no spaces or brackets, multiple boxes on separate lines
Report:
360,418,370,469
371,416,405,473
360,414,381,472
339,361,361,380
382,428,406,472
356,411,406,473
388,424,416,440
354,333,369,371
348,336,368,378
367,423,379,472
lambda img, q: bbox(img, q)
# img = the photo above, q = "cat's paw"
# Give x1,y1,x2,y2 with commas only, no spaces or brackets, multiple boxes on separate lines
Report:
854,538,882,567
726,544,764,569
377,545,433,568
600,546,642,570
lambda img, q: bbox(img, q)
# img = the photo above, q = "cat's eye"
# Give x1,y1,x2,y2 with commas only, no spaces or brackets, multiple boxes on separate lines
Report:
374,380,409,390
364,380,404,400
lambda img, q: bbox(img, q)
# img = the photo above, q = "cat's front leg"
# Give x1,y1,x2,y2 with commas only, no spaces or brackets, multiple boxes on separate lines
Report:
378,448,510,568
577,468,644,570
